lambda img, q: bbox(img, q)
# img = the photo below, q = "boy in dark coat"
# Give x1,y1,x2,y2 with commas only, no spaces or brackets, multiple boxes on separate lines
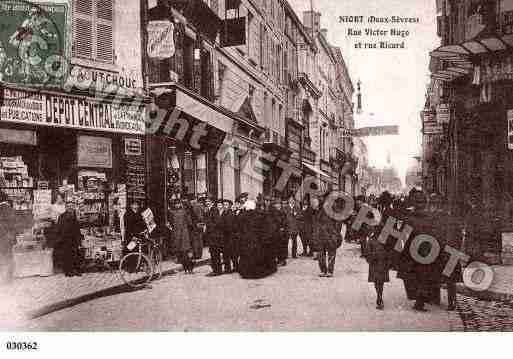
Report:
366,226,390,310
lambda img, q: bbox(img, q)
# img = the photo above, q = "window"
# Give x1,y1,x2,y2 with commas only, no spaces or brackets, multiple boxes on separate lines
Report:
73,0,114,64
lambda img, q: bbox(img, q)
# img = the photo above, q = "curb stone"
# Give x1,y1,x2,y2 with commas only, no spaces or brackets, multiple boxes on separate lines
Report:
27,258,211,320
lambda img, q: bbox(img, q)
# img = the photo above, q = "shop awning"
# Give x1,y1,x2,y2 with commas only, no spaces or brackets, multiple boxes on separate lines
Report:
174,88,234,133
303,163,331,179
429,33,513,82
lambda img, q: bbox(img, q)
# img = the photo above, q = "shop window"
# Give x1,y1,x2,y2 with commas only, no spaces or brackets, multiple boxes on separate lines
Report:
73,0,114,64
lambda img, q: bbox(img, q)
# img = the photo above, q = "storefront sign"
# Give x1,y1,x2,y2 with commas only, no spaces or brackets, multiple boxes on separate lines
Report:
0,88,145,134
77,136,113,169
436,104,450,124
147,20,175,59
124,138,142,156
0,1,68,88
66,65,139,91
0,129,36,145
352,126,399,137
508,109,513,150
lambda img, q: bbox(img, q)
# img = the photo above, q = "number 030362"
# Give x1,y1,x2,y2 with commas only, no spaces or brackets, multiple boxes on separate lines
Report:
5,342,38,350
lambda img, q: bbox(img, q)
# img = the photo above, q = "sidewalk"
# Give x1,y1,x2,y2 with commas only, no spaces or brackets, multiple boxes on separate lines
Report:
456,265,513,302
0,248,210,328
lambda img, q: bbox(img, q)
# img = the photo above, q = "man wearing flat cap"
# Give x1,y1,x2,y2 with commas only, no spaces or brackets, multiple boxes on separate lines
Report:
205,197,222,276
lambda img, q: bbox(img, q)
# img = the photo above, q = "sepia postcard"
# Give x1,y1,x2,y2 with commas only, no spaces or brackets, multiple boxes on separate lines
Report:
1,1,513,355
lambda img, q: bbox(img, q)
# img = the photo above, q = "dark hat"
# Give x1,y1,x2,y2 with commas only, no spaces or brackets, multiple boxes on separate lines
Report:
222,198,233,205
216,199,225,205
235,192,249,203
272,198,282,205
263,195,272,201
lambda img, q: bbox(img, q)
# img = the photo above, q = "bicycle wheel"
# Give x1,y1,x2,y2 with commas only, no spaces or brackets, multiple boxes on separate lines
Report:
119,252,153,288
152,249,163,280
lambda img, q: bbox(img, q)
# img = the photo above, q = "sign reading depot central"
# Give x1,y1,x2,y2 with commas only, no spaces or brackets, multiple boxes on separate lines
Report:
0,88,146,135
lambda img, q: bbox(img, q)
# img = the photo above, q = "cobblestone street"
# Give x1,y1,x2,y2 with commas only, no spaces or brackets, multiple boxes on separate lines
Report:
22,245,463,331
455,295,513,331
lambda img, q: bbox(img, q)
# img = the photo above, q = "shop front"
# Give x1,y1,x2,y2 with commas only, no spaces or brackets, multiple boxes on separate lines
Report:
0,86,147,277
147,85,234,225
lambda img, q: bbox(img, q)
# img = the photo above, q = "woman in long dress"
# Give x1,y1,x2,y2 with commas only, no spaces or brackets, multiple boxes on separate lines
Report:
238,200,277,279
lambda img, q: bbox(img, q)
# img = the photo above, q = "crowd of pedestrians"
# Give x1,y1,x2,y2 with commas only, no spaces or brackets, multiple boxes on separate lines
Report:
356,189,466,312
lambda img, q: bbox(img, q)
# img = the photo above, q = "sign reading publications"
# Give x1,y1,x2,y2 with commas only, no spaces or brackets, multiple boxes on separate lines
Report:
436,104,450,124
77,136,113,168
147,20,175,59
0,88,145,134
508,110,513,150
0,1,67,87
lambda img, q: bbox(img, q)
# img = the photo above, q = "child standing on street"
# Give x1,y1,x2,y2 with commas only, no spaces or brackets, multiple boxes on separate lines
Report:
366,227,390,310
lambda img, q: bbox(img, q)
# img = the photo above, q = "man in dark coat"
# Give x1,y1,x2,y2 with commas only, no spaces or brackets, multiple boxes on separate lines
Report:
397,190,444,312
298,201,313,257
312,197,341,277
220,199,237,274
205,197,222,276
123,200,146,256
283,197,300,258
57,202,83,277
273,199,288,266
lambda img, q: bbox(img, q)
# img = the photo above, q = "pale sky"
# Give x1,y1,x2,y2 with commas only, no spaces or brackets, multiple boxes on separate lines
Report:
288,0,440,182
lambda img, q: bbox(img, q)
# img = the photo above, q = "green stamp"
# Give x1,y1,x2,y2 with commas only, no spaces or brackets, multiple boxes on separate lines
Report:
0,0,67,88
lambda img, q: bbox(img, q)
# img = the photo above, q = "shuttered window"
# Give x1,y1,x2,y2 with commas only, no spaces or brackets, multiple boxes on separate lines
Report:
73,0,114,64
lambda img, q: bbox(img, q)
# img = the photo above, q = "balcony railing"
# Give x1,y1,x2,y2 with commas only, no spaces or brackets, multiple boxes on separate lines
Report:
303,147,316,164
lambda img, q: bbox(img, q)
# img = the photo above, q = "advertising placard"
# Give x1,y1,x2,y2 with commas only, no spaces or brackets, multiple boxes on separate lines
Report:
0,88,146,135
147,20,175,59
77,136,113,169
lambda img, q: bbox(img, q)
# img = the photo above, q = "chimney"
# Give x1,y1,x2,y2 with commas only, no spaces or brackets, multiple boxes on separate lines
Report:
303,10,321,33
320,28,328,39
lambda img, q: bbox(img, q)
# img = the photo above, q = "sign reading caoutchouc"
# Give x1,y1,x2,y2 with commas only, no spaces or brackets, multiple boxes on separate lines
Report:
77,136,113,169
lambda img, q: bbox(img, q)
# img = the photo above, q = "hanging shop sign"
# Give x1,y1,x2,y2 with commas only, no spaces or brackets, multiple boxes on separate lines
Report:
147,20,175,59
436,103,451,124
77,136,113,169
0,1,68,88
0,88,145,134
507,109,513,150
352,126,399,137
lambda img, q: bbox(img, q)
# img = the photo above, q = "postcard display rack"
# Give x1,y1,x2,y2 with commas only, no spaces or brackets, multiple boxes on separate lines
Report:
76,171,125,268
0,156,55,277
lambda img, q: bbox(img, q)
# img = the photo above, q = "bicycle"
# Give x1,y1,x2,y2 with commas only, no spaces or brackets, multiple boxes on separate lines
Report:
118,230,163,288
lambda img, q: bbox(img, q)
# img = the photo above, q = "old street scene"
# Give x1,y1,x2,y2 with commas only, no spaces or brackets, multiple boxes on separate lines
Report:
3,0,513,333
